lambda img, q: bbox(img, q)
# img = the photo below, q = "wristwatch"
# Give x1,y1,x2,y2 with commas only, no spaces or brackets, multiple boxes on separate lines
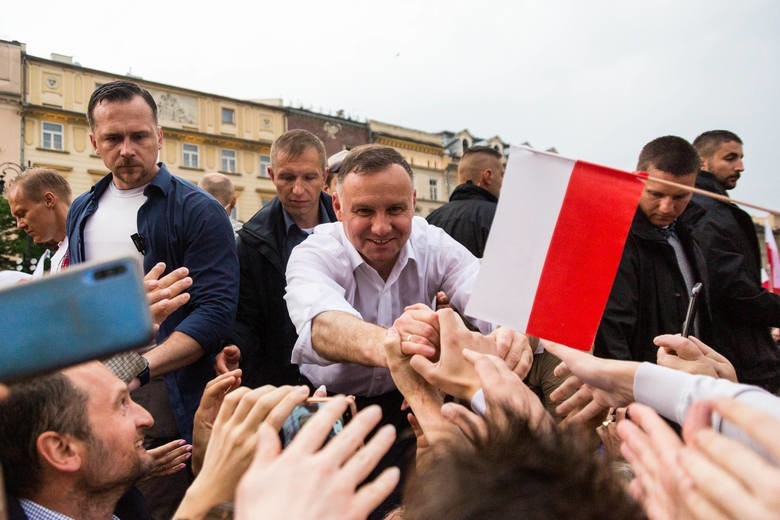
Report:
137,357,151,386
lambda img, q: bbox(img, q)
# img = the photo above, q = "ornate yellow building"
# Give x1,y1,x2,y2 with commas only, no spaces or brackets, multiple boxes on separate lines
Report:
368,120,451,216
0,39,285,221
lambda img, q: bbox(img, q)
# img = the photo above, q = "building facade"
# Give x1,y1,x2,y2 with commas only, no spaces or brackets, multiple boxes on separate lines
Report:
0,39,286,221
368,120,451,216
286,106,369,157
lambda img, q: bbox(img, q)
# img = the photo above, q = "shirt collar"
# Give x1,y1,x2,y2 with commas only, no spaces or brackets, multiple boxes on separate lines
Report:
282,197,331,235
19,498,120,520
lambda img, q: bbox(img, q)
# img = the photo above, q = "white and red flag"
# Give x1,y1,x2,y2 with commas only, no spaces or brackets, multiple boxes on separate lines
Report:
763,219,780,294
466,146,644,350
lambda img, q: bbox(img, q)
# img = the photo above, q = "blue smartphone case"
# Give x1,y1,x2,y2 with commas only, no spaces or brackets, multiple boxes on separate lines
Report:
0,256,154,382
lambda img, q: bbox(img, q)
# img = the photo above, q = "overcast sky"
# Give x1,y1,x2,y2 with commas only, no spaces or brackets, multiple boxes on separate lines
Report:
3,0,778,215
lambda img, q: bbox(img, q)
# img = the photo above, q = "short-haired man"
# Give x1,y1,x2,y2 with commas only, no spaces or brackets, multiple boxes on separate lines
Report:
285,144,492,413
234,129,336,388
5,168,71,276
426,145,504,257
594,136,713,362
198,172,243,237
690,130,780,391
66,81,238,515
0,362,154,519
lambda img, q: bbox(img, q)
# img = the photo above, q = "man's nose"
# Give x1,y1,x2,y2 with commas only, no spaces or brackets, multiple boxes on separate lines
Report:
134,401,155,429
658,198,675,213
292,178,305,195
372,213,391,235
119,137,134,156
736,158,744,172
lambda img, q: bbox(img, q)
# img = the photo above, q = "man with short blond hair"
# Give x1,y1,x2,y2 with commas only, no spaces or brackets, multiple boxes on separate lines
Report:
234,129,336,388
198,172,242,237
5,168,71,276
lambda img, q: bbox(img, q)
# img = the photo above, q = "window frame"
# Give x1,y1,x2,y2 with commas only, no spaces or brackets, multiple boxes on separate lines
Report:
182,143,200,169
41,121,64,151
221,148,237,173
428,178,439,200
221,107,236,125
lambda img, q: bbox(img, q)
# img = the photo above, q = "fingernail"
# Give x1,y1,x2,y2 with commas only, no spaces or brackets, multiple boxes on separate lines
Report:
184,452,191,459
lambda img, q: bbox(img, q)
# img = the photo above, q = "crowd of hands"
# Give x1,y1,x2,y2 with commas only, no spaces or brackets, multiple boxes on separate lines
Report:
87,267,780,519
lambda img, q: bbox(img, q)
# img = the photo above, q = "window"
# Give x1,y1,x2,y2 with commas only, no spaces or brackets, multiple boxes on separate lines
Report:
221,107,235,125
42,122,64,151
429,179,439,201
182,143,200,168
259,154,270,178
221,149,237,173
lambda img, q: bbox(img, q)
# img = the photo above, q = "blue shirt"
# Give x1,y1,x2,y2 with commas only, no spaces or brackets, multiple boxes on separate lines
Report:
66,163,239,439
281,199,332,262
19,498,120,520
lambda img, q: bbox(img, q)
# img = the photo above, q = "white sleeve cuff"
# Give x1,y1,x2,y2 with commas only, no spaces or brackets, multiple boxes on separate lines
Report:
470,389,486,417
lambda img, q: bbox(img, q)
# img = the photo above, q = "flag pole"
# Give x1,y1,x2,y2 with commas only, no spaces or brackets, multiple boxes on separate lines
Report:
634,171,780,216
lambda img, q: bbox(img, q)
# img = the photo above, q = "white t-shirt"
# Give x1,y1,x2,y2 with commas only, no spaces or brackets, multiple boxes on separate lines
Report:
84,182,147,262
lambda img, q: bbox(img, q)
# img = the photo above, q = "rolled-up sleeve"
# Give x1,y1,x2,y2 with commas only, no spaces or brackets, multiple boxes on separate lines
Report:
171,194,239,354
285,232,362,366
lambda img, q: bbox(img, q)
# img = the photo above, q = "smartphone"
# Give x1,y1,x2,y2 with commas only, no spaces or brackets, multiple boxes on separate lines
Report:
0,255,154,382
681,282,703,338
281,397,356,447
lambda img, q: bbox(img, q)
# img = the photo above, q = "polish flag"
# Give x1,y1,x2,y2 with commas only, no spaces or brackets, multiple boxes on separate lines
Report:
466,146,644,350
764,219,780,295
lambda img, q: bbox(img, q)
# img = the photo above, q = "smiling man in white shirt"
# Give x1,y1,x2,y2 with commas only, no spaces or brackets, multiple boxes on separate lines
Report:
285,144,491,403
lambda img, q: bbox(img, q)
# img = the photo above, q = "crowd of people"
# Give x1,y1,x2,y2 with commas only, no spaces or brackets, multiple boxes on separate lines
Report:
1,80,779,520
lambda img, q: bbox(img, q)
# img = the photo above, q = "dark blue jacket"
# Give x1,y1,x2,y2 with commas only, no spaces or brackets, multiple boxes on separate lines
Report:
66,164,239,439
233,193,336,388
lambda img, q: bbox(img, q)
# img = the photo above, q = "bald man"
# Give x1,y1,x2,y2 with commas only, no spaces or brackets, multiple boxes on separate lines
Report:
198,172,243,238
426,145,504,257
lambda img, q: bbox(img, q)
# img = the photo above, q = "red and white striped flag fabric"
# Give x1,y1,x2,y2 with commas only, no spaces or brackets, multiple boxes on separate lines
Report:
764,219,780,294
466,146,645,350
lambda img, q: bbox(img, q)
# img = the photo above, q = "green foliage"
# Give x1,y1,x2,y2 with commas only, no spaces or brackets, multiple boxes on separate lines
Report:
0,197,45,273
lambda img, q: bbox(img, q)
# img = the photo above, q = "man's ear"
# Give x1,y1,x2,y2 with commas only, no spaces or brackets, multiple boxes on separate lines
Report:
43,192,56,208
89,133,98,156
332,191,343,222
479,168,493,188
267,167,275,181
36,432,84,474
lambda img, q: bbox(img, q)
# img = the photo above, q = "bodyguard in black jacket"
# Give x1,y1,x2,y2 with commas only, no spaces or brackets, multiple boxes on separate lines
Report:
595,207,713,362
426,145,503,258
233,130,337,388
689,130,780,392
234,193,336,388
595,136,713,364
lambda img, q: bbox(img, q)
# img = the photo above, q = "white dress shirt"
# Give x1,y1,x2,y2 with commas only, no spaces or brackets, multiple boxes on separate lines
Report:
285,216,491,396
634,362,780,461
32,236,69,278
